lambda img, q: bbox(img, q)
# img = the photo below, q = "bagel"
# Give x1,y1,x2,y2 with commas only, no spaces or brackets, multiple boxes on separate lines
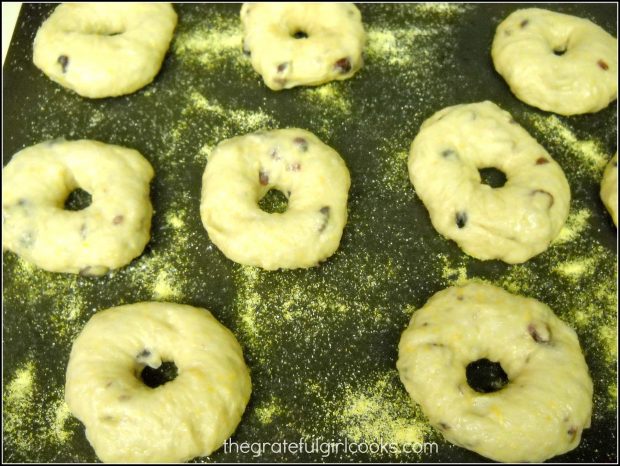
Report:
33,3,177,98
240,3,365,90
2,139,153,275
408,101,570,263
397,282,593,463
492,8,617,115
65,302,251,462
200,128,350,270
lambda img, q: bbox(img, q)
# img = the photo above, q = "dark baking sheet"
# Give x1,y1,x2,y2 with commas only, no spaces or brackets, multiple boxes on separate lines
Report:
2,3,617,463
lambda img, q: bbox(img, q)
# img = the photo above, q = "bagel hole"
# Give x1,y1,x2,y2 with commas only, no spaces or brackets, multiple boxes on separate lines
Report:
140,361,178,388
63,188,92,211
259,189,288,214
466,358,509,393
291,30,309,39
553,48,567,56
478,167,507,188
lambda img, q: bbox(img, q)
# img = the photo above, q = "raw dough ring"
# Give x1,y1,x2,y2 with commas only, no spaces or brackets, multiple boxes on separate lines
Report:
600,153,618,226
2,139,154,275
492,8,617,115
65,302,252,463
240,3,365,90
200,128,350,270
408,101,570,264
33,3,177,98
397,282,593,463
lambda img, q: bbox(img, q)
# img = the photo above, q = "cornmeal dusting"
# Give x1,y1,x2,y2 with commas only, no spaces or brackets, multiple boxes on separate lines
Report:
173,11,248,71
254,398,283,425
525,114,609,177
555,258,597,279
4,361,37,450
553,208,592,245
51,400,72,443
301,84,352,115
3,361,76,459
336,373,431,450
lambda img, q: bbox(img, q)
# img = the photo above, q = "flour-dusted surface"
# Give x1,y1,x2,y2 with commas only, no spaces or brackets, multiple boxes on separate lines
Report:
3,3,617,462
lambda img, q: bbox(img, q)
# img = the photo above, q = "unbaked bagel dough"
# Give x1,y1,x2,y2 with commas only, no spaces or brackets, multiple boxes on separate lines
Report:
397,282,593,463
201,128,350,270
408,101,570,263
2,139,154,275
241,3,365,90
33,3,177,98
492,8,617,115
65,302,252,463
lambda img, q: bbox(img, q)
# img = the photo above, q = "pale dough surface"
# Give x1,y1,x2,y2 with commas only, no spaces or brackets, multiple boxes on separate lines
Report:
408,101,570,264
492,8,617,115
241,3,365,90
33,3,177,98
201,128,350,270
397,283,593,463
2,139,154,275
600,153,618,226
65,302,252,463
